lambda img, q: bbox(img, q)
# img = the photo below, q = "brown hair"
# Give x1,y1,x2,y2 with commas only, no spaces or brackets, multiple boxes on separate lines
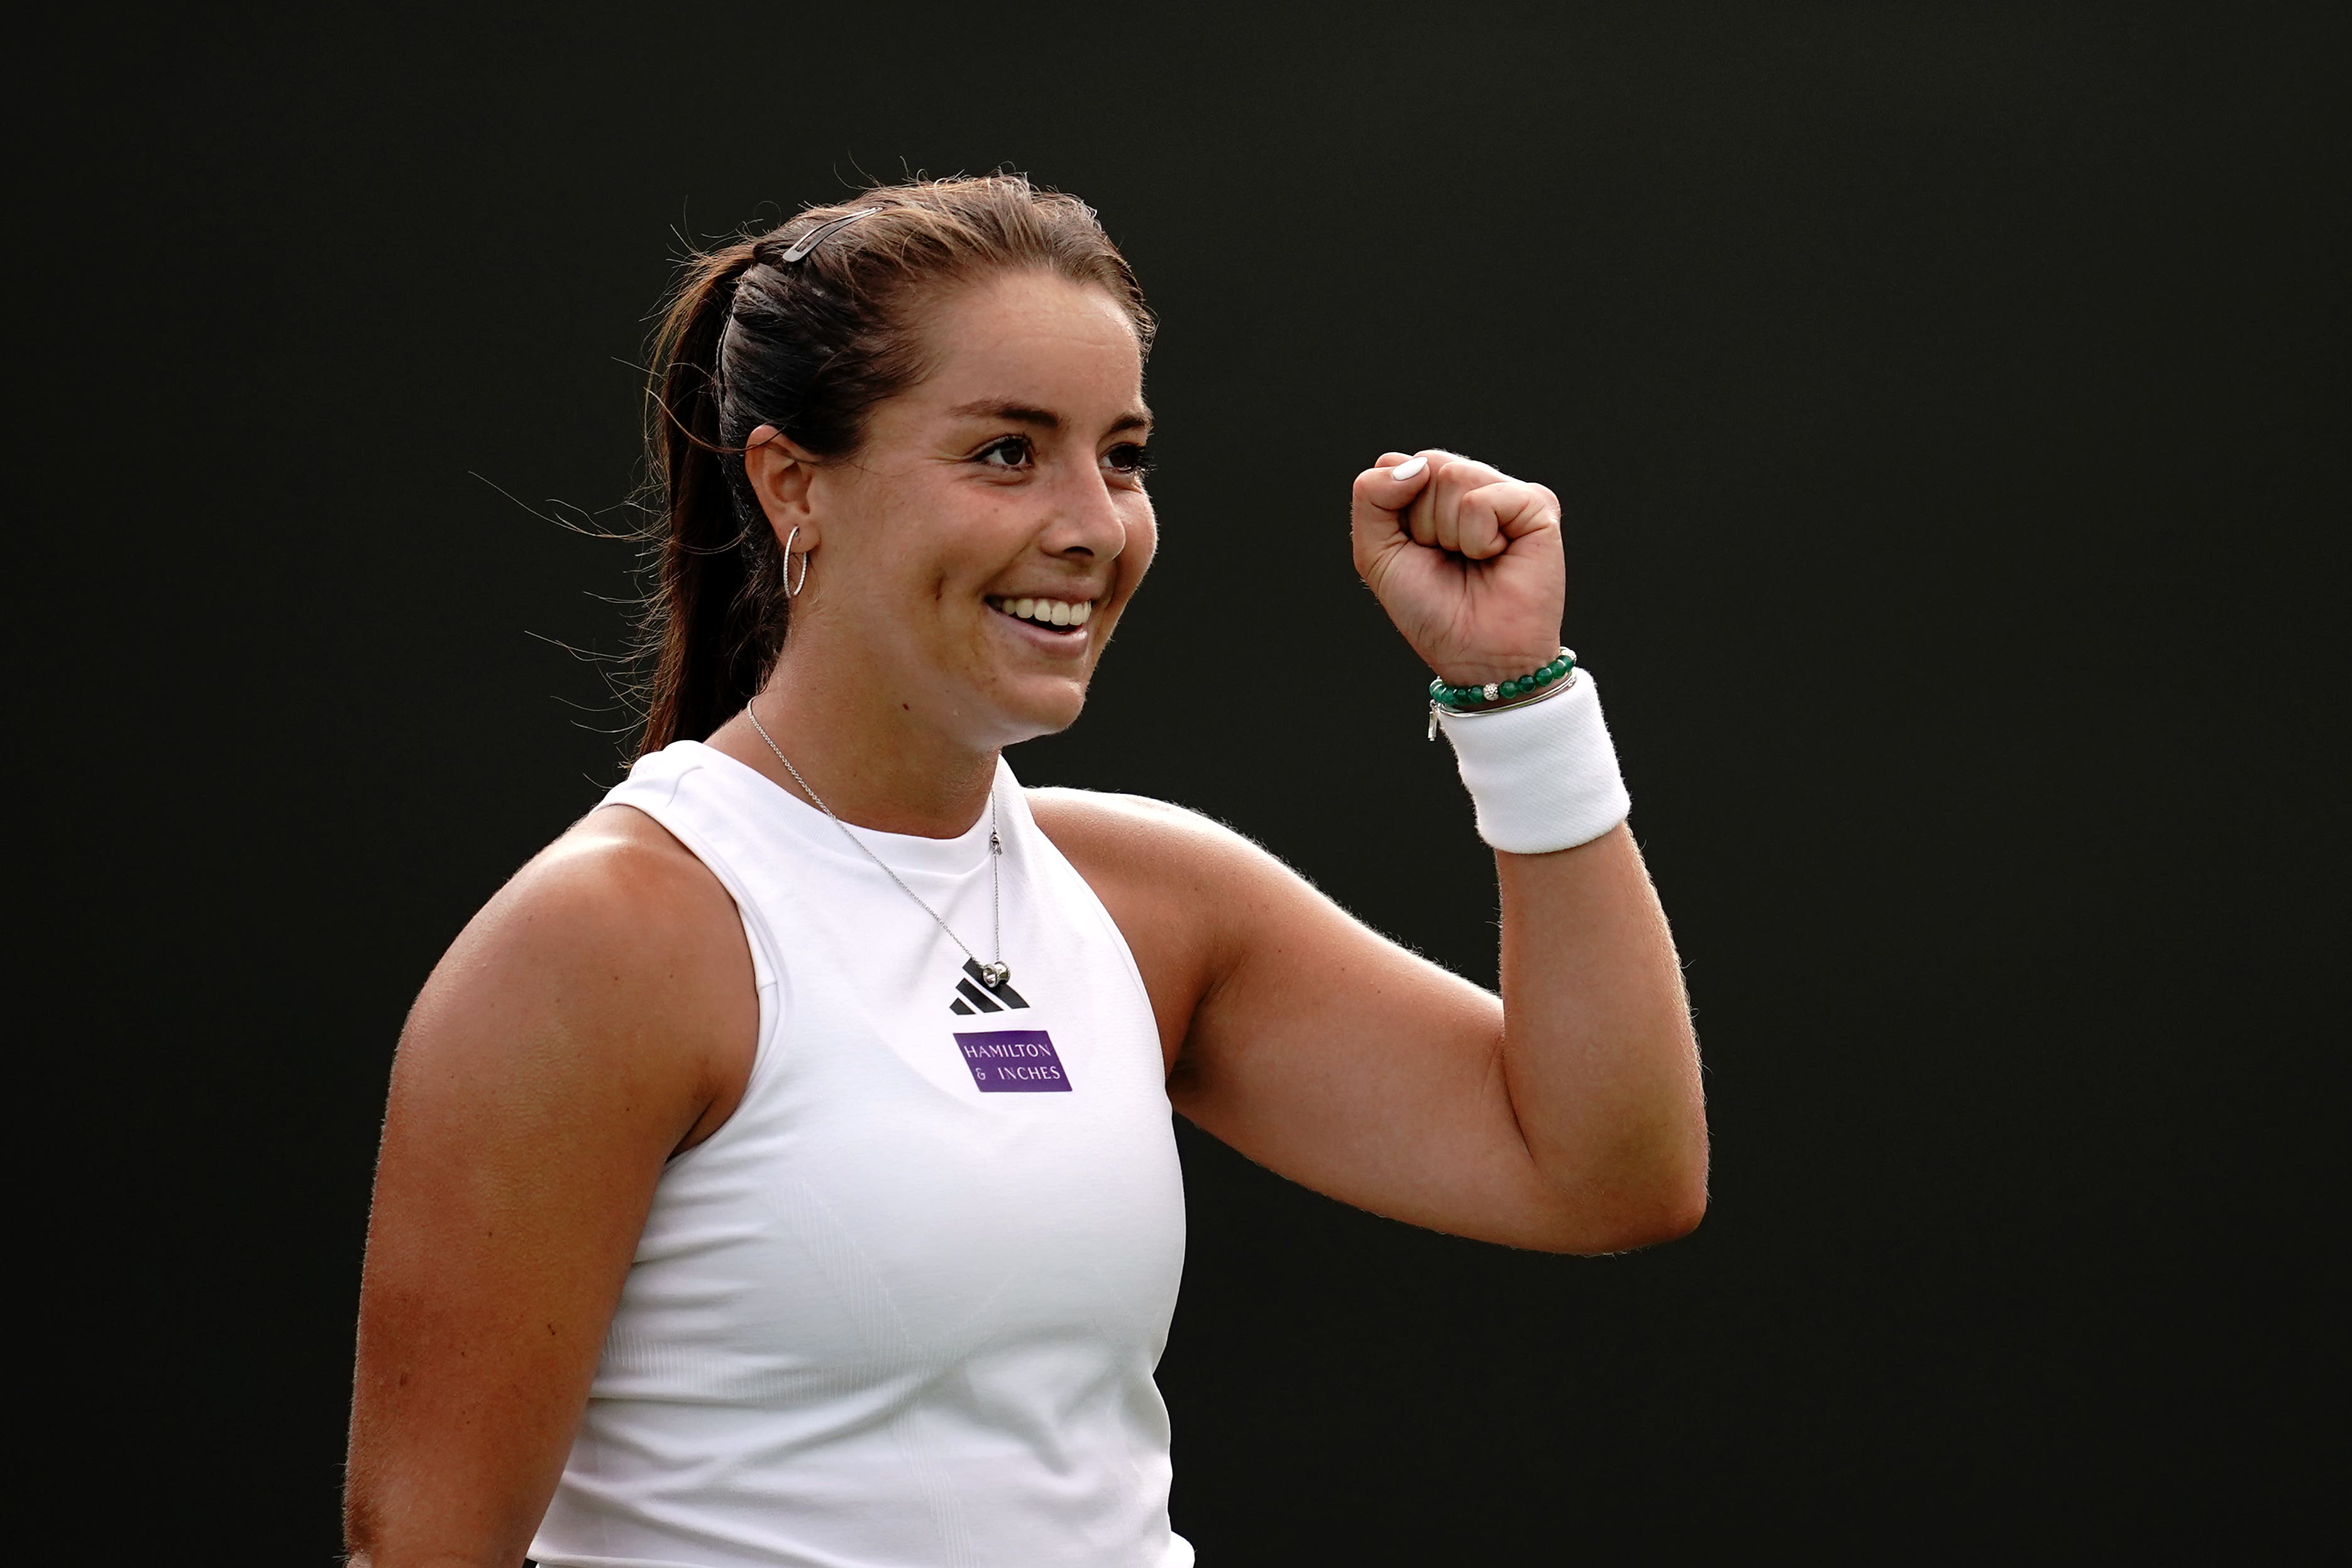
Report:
634,174,1155,756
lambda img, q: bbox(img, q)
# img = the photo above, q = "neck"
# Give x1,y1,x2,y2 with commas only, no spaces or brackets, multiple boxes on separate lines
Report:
704,643,1002,839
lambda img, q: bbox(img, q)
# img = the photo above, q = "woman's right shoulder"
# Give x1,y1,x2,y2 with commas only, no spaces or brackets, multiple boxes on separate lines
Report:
455,803,741,987
394,803,756,1147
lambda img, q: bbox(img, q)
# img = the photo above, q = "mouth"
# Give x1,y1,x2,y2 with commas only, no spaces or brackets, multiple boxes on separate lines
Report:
986,595,1095,637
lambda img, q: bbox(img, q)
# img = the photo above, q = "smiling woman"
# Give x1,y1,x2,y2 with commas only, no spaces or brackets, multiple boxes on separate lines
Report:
344,175,1708,1568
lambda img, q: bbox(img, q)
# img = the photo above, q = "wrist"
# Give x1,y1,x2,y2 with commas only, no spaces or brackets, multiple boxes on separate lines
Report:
1428,642,1568,690
1435,667,1630,854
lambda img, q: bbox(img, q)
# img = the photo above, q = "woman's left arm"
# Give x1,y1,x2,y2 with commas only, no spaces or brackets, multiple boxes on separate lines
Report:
1036,450,1704,1254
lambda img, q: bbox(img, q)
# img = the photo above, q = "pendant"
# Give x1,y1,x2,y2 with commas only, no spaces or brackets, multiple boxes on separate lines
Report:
980,961,1012,990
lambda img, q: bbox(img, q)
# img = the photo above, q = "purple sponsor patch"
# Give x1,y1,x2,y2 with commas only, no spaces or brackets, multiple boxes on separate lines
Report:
952,1029,1073,1093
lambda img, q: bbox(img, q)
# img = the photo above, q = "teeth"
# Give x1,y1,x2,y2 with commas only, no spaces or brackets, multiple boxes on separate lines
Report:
991,595,1095,629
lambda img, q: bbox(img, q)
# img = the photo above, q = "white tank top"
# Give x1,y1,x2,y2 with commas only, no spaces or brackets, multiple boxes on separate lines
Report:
528,741,1191,1568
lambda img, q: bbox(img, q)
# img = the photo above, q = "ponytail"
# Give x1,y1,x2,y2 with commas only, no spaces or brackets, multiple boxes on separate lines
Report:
636,243,783,755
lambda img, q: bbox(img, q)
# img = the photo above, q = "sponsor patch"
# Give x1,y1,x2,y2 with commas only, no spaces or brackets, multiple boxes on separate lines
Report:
952,1029,1071,1093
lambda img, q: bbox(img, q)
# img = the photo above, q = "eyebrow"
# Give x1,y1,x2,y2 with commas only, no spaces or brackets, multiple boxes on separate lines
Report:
946,399,1154,437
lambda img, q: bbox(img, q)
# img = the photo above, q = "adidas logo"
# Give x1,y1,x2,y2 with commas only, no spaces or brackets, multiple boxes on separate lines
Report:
948,958,1030,1015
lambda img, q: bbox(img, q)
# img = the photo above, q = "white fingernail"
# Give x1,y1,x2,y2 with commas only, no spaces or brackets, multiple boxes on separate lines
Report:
1388,456,1427,483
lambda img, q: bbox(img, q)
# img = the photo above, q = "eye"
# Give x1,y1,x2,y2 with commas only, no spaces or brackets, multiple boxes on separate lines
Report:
1103,442,1154,478
976,434,1034,470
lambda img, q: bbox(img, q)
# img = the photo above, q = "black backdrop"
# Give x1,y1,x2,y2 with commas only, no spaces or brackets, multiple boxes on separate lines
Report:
24,5,2341,1559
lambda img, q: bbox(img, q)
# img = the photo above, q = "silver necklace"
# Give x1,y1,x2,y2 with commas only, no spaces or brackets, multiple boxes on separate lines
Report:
746,707,1011,991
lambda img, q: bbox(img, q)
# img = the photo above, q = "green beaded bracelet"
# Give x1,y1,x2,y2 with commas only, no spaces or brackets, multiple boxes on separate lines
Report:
1428,648,1577,712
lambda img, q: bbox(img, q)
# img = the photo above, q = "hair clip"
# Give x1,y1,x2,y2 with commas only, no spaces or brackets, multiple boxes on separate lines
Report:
778,207,883,263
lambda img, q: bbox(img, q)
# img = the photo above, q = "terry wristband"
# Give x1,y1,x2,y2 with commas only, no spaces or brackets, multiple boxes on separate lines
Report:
1435,670,1631,854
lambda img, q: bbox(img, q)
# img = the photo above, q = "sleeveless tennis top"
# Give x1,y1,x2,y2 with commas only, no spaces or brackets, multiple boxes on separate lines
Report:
528,741,1191,1568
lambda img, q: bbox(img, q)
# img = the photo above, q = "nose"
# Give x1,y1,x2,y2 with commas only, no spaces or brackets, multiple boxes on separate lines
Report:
1038,461,1129,563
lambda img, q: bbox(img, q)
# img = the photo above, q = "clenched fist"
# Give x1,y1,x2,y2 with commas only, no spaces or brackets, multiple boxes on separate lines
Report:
1350,450,1566,688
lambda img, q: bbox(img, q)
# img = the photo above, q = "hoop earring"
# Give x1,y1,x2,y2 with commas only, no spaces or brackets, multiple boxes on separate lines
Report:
783,526,810,598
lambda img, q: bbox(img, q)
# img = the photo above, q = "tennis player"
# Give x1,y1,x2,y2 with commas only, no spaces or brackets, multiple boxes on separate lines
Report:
346,174,1706,1568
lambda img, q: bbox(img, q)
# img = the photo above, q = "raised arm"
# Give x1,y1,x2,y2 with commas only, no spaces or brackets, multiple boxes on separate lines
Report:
1035,450,1704,1255
344,808,754,1567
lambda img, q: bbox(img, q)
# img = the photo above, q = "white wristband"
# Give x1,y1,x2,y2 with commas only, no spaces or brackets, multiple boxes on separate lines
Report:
1437,670,1631,854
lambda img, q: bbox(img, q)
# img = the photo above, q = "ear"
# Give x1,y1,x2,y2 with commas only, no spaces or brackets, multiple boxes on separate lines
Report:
742,425,823,554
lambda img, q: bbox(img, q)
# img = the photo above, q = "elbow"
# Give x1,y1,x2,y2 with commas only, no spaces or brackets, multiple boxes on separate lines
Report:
1561,1108,1711,1254
1559,1191,1705,1256
1646,1159,1711,1245
1613,1181,1708,1251
1530,1161,1709,1256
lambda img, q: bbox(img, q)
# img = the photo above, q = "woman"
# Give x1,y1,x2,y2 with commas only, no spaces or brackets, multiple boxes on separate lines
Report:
346,175,1706,1567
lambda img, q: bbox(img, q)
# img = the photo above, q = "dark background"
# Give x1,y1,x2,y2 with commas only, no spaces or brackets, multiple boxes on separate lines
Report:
24,4,2341,1558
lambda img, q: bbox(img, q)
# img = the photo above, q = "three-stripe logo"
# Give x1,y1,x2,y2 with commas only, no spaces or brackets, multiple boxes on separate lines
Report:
947,958,1030,1015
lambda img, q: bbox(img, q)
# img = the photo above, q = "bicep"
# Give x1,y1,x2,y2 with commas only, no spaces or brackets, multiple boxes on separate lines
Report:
1167,837,1569,1249
346,841,749,1560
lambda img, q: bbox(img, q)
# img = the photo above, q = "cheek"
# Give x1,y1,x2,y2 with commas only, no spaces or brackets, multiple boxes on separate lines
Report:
871,478,1003,595
1119,504,1159,589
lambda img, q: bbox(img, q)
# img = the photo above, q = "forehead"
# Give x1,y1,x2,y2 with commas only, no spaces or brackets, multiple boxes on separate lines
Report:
907,270,1145,415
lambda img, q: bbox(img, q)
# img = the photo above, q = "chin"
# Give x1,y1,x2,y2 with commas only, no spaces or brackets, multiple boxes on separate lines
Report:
990,676,1090,745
